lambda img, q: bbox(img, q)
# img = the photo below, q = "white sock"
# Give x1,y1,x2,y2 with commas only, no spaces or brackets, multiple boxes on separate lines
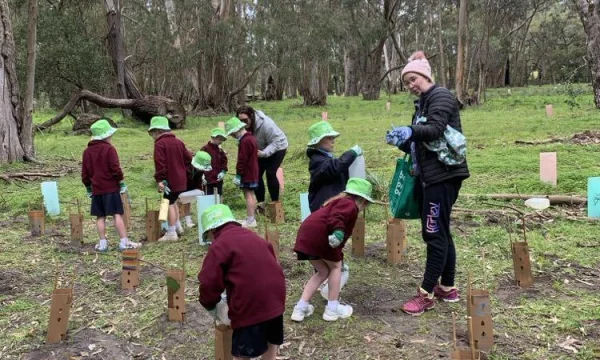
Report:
246,216,255,223
168,225,177,234
176,220,183,229
327,300,339,311
185,215,193,224
296,300,309,310
120,238,128,247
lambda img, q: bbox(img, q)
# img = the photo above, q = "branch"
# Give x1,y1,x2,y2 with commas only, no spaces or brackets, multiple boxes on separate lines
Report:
228,63,264,100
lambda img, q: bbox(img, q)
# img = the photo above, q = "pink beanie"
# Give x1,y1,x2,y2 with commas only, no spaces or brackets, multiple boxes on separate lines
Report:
401,51,433,83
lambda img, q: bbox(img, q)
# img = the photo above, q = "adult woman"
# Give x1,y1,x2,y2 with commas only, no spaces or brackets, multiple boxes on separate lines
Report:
386,51,470,316
236,105,288,212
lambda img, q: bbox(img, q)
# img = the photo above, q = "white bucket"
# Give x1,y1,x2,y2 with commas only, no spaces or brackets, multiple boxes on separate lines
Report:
179,189,204,204
524,198,550,210
349,155,366,179
320,264,350,300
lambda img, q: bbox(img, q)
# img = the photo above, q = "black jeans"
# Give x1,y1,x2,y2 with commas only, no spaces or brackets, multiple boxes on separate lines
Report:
256,149,286,203
414,178,462,293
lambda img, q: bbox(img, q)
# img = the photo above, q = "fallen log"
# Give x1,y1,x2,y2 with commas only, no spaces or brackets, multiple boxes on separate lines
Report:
461,193,587,205
0,172,61,183
515,138,566,145
36,89,186,131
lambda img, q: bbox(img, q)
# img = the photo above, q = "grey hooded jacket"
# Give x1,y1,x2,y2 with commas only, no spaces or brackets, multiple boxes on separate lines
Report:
254,110,288,157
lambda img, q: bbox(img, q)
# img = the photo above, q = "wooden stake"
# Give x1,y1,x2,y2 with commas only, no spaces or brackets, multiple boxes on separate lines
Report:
215,323,233,360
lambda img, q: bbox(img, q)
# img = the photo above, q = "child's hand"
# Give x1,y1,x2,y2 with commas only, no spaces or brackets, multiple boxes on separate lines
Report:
217,171,226,182
86,185,92,199
158,182,165,192
202,174,208,187
258,150,266,158
350,145,363,157
328,230,344,248
233,175,241,186
158,180,171,195
119,182,128,194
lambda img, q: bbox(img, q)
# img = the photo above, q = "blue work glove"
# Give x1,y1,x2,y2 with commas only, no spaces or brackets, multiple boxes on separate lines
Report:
350,145,363,157
233,175,241,186
202,174,208,187
86,185,92,199
386,126,413,147
217,171,226,182
328,230,345,248
119,182,128,194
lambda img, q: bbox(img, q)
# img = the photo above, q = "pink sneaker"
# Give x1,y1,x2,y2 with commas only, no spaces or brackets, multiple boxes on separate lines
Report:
433,285,460,303
402,289,435,316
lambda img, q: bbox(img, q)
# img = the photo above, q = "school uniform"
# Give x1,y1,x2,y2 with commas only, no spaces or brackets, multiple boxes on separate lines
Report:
307,147,357,212
236,133,259,189
201,141,228,195
293,197,359,262
82,140,125,217
153,133,193,204
198,223,286,358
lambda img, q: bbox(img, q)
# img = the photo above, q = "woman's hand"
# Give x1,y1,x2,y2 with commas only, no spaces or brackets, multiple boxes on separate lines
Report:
386,126,413,147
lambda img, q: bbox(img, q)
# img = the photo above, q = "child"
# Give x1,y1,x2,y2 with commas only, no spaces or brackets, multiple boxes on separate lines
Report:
148,116,193,241
306,121,362,212
198,204,286,360
200,128,228,195
291,178,373,322
225,117,259,228
82,119,141,252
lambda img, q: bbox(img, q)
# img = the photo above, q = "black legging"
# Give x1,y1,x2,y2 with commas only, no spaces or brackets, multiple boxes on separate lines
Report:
255,149,287,203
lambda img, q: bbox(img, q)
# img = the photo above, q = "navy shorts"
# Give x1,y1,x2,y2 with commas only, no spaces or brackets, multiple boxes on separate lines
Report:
295,251,321,261
91,192,124,217
163,190,183,205
232,315,284,358
239,181,258,190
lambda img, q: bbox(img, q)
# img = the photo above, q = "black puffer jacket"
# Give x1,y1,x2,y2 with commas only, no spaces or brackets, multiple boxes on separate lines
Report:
307,148,357,212
400,85,470,187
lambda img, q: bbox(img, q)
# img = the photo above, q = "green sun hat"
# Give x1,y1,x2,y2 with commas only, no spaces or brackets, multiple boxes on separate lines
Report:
307,121,340,146
225,117,246,136
90,119,117,140
211,128,227,140
344,177,375,203
201,204,240,240
191,151,213,171
148,116,171,131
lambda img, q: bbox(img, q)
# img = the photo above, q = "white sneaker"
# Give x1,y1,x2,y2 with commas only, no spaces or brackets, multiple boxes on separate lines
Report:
322,304,353,321
186,222,196,229
241,219,257,228
159,232,179,242
291,304,314,322
176,226,184,235
119,240,142,250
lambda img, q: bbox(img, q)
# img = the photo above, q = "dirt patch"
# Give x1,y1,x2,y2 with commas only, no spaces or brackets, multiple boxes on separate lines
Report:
0,270,24,295
152,302,214,350
571,130,600,145
22,328,153,360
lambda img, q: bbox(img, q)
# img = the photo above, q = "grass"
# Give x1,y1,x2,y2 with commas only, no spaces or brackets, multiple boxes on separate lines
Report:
0,84,599,359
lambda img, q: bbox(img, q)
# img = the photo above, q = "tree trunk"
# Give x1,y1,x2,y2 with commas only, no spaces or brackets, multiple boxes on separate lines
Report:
361,38,385,101
344,46,359,96
302,58,328,106
572,0,600,108
455,0,468,102
36,90,186,130
437,0,447,88
0,0,24,164
21,0,37,159
104,0,141,101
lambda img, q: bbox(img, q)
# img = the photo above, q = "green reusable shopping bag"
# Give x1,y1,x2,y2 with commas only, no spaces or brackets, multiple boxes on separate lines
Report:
388,155,420,219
